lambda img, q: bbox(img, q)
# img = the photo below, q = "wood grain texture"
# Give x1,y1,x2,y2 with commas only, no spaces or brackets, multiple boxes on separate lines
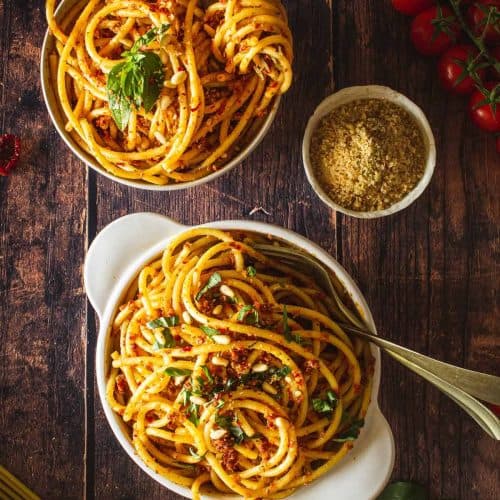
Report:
0,1,87,498
0,0,497,499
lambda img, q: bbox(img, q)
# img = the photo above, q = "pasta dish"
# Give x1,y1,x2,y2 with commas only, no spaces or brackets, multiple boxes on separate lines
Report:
45,0,293,185
106,228,374,498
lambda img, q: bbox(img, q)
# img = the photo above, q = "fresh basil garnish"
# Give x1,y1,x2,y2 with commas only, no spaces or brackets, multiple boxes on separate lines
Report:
246,266,257,277
147,315,179,329
312,390,338,414
332,418,364,442
164,367,192,377
237,305,259,325
106,23,170,130
196,272,222,301
200,325,221,338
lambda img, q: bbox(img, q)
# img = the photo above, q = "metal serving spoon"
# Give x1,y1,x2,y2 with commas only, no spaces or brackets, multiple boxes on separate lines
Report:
253,244,500,440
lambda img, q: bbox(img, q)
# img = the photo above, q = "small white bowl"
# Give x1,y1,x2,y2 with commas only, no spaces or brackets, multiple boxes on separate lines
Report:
302,85,436,219
85,212,395,500
40,0,280,191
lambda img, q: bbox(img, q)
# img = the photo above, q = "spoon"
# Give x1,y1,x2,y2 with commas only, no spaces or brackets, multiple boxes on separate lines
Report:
253,243,500,440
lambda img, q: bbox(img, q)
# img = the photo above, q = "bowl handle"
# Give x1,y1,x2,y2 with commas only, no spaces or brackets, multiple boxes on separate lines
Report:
84,212,186,318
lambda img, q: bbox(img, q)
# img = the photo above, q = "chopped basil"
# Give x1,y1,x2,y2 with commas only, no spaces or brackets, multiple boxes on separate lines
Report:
282,305,293,342
215,414,247,444
195,272,222,301
246,266,257,277
237,305,259,325
147,316,179,329
164,367,192,377
200,325,220,338
187,403,199,426
312,391,338,414
332,418,364,442
202,365,214,383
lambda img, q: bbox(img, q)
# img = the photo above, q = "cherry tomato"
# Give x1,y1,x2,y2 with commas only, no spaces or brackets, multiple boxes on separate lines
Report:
467,0,500,44
391,0,435,16
438,45,486,94
411,6,461,56
468,83,500,132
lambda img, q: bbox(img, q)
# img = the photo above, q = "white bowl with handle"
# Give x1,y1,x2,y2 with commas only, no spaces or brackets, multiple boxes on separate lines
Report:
85,212,395,499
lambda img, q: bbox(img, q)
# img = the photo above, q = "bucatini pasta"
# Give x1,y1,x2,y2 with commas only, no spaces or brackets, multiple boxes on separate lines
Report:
107,228,374,499
45,0,293,185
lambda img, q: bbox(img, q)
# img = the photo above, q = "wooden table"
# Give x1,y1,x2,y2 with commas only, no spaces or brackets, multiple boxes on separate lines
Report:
0,1,498,498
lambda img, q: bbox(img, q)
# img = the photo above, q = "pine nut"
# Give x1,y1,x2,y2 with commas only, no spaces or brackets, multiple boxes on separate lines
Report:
284,376,292,384
212,304,223,315
220,285,235,298
174,376,187,386
293,390,302,399
211,356,229,367
251,363,268,373
212,334,231,345
182,311,192,325
210,429,227,440
189,395,207,406
170,71,187,86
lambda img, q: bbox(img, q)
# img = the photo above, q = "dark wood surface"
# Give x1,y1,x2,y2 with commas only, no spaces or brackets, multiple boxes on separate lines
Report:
0,0,498,499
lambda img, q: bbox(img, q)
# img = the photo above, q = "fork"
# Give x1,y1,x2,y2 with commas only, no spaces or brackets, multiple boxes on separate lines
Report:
253,243,500,440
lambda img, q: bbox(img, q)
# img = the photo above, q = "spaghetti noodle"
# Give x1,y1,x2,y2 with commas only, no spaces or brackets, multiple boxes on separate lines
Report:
107,228,374,498
45,0,293,185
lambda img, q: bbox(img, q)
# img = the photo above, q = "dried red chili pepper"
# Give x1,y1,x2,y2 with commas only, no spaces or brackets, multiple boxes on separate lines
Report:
0,134,21,176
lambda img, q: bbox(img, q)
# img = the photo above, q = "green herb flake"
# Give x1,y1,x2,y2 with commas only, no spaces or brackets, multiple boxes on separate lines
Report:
195,272,222,301
147,316,179,329
246,266,257,277
200,325,221,338
164,367,192,377
282,305,293,342
202,365,214,384
332,418,364,442
237,305,259,325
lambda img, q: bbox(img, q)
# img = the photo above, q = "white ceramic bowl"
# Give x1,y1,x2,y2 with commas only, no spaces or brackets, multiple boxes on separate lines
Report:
302,85,436,219
85,212,395,500
40,0,280,191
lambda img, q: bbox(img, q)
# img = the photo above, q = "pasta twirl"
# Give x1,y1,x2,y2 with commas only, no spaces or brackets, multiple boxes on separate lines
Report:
107,228,374,499
45,0,293,185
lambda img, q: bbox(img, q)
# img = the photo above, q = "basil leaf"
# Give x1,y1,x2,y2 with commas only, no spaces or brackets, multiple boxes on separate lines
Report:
200,325,220,338
202,365,214,383
332,419,364,442
377,482,427,500
312,391,338,414
188,403,199,426
107,63,131,131
246,266,257,277
165,367,192,377
196,272,222,301
140,52,164,112
147,316,179,328
215,414,232,428
237,305,259,325
282,305,292,342
229,424,246,444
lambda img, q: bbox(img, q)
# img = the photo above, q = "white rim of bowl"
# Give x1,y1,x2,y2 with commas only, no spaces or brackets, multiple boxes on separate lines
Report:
302,85,436,219
39,0,280,191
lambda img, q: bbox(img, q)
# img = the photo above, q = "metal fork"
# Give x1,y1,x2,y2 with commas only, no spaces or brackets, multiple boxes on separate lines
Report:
253,243,500,440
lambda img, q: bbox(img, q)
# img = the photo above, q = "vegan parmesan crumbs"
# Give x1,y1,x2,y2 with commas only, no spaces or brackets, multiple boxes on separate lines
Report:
310,98,427,212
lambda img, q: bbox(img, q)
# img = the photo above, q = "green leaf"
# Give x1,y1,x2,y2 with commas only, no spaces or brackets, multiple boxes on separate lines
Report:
377,482,427,500
188,403,199,426
282,305,292,342
200,325,220,338
202,365,214,383
215,414,247,444
215,414,233,429
332,419,364,442
196,272,222,301
129,23,171,53
140,52,164,112
237,305,259,325
147,316,179,328
312,390,338,414
246,266,257,277
165,367,192,377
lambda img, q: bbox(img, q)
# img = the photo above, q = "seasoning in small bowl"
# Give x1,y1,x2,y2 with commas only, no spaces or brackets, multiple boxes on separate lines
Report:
302,86,436,218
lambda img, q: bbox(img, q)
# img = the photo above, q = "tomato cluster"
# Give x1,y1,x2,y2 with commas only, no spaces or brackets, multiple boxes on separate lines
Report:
392,0,500,150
